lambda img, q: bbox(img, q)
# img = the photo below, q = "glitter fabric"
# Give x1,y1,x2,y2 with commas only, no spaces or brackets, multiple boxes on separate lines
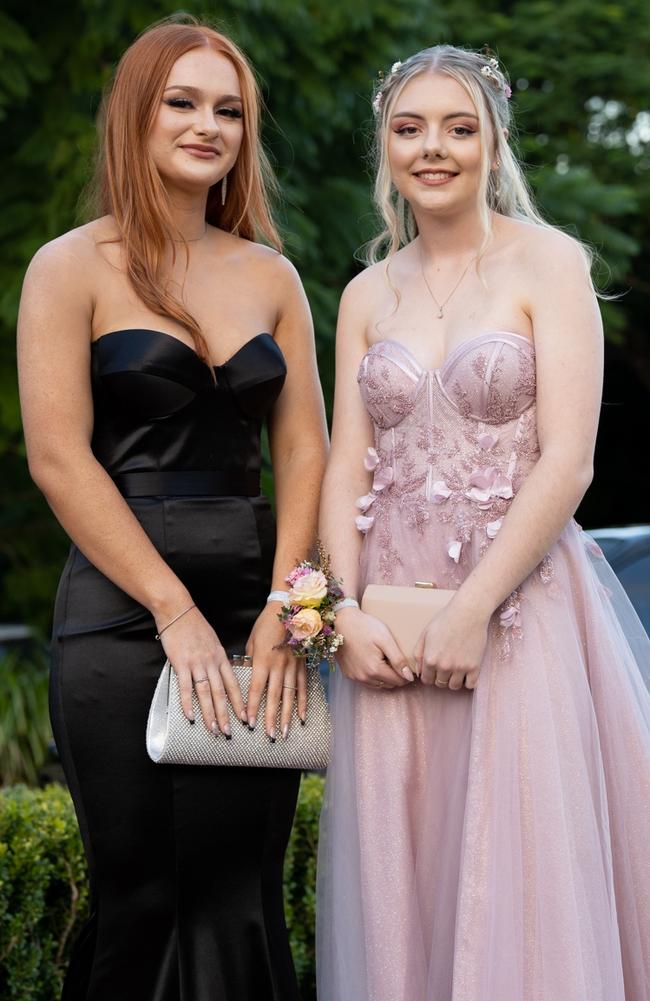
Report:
317,332,650,1001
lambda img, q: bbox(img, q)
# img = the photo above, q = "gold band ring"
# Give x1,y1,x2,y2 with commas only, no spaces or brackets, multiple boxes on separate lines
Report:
194,677,209,685
282,684,297,691
435,679,449,687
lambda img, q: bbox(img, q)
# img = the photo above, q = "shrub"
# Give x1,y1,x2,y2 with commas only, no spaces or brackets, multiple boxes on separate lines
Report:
0,775,324,1000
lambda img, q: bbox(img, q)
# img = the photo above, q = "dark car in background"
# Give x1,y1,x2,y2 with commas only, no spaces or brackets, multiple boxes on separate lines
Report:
587,525,650,634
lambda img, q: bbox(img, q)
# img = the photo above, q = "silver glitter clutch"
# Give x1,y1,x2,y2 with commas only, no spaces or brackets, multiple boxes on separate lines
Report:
146,660,331,769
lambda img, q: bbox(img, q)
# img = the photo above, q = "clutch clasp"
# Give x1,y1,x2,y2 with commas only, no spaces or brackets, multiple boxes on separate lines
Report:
414,580,438,589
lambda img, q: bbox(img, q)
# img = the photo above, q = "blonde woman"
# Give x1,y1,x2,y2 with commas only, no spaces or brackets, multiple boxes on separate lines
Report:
317,45,650,1001
17,17,327,1001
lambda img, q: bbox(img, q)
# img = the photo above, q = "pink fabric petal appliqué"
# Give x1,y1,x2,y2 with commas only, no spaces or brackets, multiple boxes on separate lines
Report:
499,604,521,629
448,540,462,563
432,480,452,504
478,432,498,450
492,472,514,500
355,493,376,513
372,466,394,492
364,447,379,471
355,514,375,534
486,518,503,539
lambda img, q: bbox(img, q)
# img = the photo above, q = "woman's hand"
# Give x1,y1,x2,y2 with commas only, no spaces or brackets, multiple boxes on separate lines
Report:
245,604,308,740
414,598,490,691
157,605,246,736
334,606,414,689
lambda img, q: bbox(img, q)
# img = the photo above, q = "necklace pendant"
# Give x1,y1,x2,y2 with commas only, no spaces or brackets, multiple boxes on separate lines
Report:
437,307,444,319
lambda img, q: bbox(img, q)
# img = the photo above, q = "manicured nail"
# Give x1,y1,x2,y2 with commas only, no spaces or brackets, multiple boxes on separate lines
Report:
223,723,232,738
269,729,276,743
225,732,232,741
248,715,256,731
282,724,289,741
188,716,195,725
402,666,415,682
240,709,248,724
299,717,306,726
211,721,219,735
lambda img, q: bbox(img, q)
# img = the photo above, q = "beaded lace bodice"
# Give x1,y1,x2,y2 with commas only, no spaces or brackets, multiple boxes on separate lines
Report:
356,332,543,599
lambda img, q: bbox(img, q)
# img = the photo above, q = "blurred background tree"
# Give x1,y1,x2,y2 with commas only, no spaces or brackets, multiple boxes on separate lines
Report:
1,0,648,632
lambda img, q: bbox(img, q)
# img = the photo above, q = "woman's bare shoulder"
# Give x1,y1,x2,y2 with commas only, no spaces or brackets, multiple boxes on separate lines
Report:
26,216,117,281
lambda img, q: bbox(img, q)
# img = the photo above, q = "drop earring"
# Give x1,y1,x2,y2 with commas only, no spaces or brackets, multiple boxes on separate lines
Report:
493,159,502,200
221,172,228,206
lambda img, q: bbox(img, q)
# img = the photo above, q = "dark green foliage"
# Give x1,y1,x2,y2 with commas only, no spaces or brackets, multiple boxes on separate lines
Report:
283,771,323,998
1,0,649,626
0,784,90,1001
0,775,324,1000
0,649,50,787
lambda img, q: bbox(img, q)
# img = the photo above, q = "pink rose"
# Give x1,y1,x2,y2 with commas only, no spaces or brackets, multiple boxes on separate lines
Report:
287,608,322,641
486,518,503,539
288,569,328,607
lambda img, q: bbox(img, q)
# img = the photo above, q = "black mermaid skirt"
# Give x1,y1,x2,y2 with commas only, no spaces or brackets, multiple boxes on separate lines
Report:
50,495,302,1001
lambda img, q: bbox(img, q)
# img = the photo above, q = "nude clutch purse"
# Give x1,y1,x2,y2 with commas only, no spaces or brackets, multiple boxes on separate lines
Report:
361,582,456,669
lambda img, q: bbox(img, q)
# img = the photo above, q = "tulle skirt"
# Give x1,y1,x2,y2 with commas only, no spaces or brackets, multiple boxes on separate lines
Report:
316,521,650,1001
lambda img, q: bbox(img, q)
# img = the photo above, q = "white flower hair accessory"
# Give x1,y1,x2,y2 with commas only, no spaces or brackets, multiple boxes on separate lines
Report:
480,57,512,98
372,59,404,116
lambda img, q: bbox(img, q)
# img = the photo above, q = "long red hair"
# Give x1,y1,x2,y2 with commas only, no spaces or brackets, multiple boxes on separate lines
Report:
91,15,282,361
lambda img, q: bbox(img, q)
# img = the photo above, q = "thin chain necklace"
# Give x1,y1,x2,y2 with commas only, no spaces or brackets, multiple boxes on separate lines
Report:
172,226,208,243
418,240,476,320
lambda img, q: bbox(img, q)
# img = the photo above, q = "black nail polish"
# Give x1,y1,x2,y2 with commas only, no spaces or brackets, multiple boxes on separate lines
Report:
300,719,306,726
225,733,232,741
189,719,195,725
269,736,276,744
248,724,255,732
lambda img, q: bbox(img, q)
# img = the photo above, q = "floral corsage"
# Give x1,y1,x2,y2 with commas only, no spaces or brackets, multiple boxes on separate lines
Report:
277,544,345,669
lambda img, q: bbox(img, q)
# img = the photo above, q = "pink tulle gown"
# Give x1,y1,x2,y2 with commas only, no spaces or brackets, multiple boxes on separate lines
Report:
316,332,650,1001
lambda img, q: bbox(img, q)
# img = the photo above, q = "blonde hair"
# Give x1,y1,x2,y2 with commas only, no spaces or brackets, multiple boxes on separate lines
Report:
89,14,281,363
366,44,594,276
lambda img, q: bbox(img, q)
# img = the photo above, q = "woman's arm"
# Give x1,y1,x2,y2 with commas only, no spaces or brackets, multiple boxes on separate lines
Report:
318,273,412,688
17,235,247,732
244,256,330,735
416,231,603,687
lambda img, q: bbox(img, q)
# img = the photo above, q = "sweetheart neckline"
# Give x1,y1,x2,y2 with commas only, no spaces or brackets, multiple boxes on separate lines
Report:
91,328,279,371
366,330,534,376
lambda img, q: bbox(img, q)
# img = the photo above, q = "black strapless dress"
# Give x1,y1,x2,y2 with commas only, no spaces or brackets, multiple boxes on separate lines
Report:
50,329,302,1001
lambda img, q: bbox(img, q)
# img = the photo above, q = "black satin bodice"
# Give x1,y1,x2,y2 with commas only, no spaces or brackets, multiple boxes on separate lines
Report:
90,329,287,478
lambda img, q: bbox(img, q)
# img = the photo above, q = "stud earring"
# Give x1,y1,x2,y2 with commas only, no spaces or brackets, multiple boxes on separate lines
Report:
221,173,228,206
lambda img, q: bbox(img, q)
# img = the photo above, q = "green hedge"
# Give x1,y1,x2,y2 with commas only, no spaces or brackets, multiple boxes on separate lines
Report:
0,775,324,1001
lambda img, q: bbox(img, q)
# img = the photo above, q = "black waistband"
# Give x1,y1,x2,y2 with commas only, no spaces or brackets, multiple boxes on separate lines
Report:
114,471,261,497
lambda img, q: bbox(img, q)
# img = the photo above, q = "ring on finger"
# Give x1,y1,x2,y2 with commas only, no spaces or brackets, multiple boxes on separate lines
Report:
282,684,297,691
194,677,209,685
376,680,385,689
434,678,449,687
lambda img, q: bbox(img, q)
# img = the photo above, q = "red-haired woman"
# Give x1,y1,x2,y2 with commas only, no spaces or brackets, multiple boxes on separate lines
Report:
17,16,327,1001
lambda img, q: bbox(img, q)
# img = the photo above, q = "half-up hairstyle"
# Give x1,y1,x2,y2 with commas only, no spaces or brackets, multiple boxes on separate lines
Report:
89,15,281,363
366,44,594,277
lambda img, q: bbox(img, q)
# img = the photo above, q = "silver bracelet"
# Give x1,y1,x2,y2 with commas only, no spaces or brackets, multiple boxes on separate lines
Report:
267,590,290,604
155,602,197,640
332,597,359,613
